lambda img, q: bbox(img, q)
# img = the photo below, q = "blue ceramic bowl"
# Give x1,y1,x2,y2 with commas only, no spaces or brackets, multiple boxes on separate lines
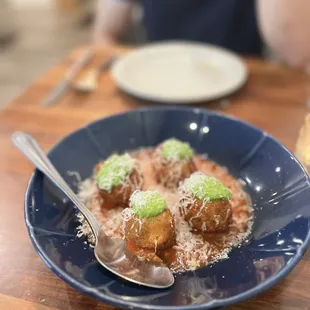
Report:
25,107,310,309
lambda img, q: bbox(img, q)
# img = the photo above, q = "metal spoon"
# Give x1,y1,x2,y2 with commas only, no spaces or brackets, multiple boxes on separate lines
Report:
12,132,174,289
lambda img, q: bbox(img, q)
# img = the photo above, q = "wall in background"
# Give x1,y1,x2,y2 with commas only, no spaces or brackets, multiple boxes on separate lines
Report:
8,0,53,8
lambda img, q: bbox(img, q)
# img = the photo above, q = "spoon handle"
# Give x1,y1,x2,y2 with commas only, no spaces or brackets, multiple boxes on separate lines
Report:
12,132,101,239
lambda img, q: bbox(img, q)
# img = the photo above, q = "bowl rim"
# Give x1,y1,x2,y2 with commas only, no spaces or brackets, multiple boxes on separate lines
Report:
24,106,310,310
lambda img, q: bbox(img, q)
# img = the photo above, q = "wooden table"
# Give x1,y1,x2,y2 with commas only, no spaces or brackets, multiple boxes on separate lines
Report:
1,46,310,310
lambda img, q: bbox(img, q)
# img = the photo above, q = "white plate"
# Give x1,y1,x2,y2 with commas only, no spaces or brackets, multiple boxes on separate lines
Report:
111,42,248,104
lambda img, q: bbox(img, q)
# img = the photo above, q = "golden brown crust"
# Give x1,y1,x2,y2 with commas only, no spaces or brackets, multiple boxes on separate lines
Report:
124,209,175,251
180,196,232,233
98,167,143,209
152,148,197,189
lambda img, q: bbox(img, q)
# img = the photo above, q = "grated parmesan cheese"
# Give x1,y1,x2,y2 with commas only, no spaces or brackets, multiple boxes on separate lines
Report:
76,148,253,273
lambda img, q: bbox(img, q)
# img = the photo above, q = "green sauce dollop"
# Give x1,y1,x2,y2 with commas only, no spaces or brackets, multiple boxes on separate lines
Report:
162,138,194,161
96,153,134,191
184,173,232,202
130,191,167,218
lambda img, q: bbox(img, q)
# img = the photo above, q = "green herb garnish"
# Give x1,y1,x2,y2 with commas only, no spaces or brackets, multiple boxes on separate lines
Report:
96,153,134,191
130,191,167,218
184,173,232,201
162,138,193,161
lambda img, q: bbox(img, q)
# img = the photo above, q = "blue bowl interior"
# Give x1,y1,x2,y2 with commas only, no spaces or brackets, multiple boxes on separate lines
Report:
25,107,310,310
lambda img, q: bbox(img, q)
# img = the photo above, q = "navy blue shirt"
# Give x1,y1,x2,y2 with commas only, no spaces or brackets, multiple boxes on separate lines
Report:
142,0,262,55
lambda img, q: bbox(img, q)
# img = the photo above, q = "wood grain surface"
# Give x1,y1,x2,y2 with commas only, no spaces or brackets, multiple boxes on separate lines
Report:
0,46,309,310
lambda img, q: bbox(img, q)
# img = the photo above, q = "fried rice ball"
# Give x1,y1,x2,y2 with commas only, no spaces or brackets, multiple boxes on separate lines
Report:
152,138,197,189
96,153,143,208
122,191,175,251
179,173,232,232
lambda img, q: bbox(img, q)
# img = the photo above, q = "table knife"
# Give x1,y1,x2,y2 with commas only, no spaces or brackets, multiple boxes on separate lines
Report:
42,49,94,106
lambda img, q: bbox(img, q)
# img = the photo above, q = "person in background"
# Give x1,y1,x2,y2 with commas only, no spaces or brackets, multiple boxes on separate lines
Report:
94,0,310,69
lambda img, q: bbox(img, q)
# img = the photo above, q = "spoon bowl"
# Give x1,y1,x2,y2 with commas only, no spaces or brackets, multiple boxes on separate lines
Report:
95,231,175,288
